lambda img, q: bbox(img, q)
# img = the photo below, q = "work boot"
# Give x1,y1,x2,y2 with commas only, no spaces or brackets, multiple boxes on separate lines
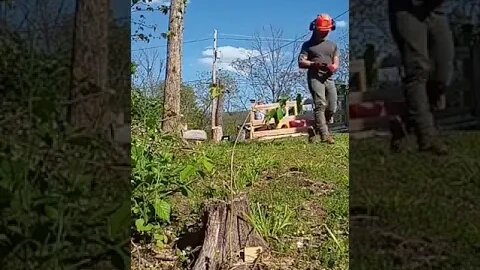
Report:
389,116,407,153
321,134,335,144
308,126,320,143
418,137,448,156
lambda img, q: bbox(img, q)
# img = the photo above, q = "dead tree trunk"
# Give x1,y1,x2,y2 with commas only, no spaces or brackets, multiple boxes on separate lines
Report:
215,92,224,129
193,195,269,270
162,0,185,134
69,0,111,130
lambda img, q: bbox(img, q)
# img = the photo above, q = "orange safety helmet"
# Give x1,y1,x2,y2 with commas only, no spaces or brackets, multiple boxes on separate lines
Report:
309,14,336,32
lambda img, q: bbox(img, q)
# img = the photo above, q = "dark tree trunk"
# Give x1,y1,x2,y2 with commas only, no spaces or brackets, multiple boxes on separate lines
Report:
69,0,111,130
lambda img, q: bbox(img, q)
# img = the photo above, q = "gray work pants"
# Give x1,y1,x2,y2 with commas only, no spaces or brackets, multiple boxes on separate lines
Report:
308,77,337,136
389,4,454,145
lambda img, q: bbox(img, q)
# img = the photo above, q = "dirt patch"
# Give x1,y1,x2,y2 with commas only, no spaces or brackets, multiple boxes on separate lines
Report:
376,230,450,269
350,220,451,270
280,170,336,196
131,242,180,270
298,178,335,196
302,200,327,222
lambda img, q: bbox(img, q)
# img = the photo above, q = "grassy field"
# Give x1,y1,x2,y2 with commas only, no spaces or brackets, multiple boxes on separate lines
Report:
137,134,349,269
350,132,480,269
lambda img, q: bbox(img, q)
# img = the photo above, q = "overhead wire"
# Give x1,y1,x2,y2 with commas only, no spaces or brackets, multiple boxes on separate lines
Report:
132,8,349,52
132,37,211,51
134,8,350,84
242,9,349,61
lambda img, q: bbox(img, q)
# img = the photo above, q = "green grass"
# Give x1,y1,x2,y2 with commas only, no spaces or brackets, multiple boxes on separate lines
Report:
169,134,349,269
350,132,480,269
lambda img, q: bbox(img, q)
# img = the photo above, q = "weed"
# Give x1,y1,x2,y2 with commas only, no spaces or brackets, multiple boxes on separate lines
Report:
247,203,294,242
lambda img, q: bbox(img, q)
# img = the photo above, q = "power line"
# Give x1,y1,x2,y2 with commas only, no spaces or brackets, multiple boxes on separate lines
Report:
132,9,349,52
219,33,298,42
244,9,349,62
132,37,210,51
219,37,299,43
131,35,301,51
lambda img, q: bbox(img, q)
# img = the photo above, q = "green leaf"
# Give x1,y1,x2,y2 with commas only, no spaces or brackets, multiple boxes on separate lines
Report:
44,205,58,220
201,157,214,174
109,200,131,238
180,164,196,182
7,225,22,235
135,218,146,231
276,109,284,123
156,239,165,248
154,199,171,223
0,234,10,244
154,233,164,241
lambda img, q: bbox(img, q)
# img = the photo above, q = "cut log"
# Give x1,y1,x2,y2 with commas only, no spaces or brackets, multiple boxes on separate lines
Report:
183,129,208,141
192,195,269,270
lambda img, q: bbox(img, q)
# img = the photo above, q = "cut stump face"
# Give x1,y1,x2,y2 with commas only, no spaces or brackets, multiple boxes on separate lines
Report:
192,195,269,270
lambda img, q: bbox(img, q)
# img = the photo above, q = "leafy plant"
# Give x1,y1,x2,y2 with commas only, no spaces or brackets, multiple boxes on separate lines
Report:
210,84,225,99
0,32,132,269
247,203,293,242
264,96,289,126
131,119,215,246
296,93,303,115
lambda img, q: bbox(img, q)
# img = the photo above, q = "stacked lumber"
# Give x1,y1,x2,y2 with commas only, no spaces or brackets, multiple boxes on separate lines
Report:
348,59,405,138
349,90,406,132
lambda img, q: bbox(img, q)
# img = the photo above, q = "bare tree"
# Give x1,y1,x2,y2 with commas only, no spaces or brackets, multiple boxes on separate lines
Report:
162,0,186,133
131,0,170,42
334,28,349,84
191,70,241,128
231,25,305,103
5,0,72,55
132,49,165,96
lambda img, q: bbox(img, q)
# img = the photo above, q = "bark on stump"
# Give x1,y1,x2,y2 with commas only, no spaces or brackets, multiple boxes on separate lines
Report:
192,195,269,270
212,126,223,143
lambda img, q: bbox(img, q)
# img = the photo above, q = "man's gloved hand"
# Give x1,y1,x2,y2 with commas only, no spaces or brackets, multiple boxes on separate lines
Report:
320,63,336,76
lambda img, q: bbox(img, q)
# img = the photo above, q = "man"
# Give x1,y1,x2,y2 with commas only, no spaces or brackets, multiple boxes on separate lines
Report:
388,0,454,155
298,14,340,144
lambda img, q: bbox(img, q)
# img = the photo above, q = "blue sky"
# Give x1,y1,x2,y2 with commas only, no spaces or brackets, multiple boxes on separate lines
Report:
131,0,349,83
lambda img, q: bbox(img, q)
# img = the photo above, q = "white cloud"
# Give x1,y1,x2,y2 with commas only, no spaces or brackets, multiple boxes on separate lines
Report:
198,46,260,73
336,20,347,28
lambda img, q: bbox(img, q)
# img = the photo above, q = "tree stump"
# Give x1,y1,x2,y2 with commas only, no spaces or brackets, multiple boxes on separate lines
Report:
192,195,269,270
212,126,223,143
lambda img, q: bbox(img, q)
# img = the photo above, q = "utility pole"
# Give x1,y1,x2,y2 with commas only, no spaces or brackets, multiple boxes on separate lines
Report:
211,29,218,128
211,29,223,142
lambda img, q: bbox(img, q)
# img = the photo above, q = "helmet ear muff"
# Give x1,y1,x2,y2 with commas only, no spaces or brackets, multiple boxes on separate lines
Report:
309,18,316,31
331,19,336,31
